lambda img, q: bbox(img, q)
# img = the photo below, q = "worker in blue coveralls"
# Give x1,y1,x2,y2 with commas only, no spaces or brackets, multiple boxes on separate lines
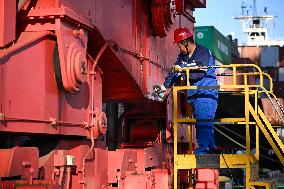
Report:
160,27,218,154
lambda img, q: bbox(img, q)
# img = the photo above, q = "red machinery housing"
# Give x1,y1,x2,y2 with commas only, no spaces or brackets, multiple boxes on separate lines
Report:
0,0,210,188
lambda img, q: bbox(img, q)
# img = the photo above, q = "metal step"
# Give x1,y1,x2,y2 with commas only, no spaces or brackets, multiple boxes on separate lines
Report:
250,173,284,188
175,154,255,169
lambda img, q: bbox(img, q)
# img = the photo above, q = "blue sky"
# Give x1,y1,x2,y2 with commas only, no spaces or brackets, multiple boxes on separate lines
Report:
194,0,284,43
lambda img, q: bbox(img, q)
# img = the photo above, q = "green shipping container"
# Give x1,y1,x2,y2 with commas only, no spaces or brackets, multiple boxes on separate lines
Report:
195,26,232,65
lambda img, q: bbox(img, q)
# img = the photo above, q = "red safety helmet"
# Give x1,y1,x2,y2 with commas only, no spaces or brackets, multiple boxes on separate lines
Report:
173,27,193,44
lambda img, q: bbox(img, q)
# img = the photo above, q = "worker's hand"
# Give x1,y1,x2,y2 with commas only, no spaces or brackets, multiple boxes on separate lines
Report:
144,85,170,102
145,92,159,101
153,84,167,101
155,87,172,101
173,65,181,69
173,65,184,77
153,84,166,94
144,92,164,102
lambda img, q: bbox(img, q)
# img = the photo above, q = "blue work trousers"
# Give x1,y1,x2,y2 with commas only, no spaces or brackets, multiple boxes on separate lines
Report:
190,97,218,150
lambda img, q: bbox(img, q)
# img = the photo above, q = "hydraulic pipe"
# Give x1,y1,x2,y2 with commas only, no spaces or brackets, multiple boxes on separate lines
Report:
81,128,95,189
58,166,64,186
79,40,111,188
89,40,114,71
66,167,71,189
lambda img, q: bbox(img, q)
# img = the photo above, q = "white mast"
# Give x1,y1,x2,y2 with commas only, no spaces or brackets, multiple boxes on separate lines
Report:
234,0,284,46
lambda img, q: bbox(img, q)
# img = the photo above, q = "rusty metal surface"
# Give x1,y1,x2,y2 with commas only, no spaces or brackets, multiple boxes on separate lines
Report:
0,147,39,179
94,0,194,95
144,144,173,170
144,145,163,168
117,169,169,189
27,6,94,29
0,31,99,136
0,0,203,188
118,174,150,189
87,147,108,189
37,140,108,189
55,19,88,92
108,149,137,184
0,0,16,47
0,180,59,189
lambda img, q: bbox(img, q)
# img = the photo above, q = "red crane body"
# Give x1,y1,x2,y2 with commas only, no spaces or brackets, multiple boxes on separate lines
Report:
0,0,216,188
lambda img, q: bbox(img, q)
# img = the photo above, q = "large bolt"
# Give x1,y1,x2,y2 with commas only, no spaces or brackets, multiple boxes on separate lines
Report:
22,161,31,168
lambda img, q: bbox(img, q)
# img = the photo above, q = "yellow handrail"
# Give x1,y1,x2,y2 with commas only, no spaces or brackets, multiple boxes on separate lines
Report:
172,63,282,189
174,64,272,91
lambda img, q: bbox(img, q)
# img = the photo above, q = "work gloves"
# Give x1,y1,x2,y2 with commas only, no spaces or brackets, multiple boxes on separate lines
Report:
153,84,167,94
145,84,167,102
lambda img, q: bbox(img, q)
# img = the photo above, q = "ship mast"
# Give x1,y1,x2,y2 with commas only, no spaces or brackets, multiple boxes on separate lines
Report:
234,0,284,46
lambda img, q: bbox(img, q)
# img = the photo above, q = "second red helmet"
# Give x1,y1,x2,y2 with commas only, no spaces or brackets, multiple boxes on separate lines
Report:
173,27,193,44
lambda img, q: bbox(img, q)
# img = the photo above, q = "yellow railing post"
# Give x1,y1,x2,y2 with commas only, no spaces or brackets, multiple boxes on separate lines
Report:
173,87,178,189
233,66,237,85
245,86,251,189
254,90,260,160
186,69,190,87
244,74,248,85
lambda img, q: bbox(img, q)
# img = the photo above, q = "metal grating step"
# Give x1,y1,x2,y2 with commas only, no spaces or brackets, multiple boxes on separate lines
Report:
175,154,252,169
196,154,220,168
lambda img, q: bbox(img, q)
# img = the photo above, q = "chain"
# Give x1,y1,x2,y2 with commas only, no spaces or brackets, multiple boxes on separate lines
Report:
112,43,171,72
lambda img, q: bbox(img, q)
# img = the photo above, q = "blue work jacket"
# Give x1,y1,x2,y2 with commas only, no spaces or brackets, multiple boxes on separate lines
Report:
164,44,218,101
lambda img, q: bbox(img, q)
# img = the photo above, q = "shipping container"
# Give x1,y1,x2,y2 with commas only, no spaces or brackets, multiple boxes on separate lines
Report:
279,47,284,66
215,59,245,91
260,46,279,67
239,46,261,65
239,46,281,67
279,67,284,81
273,82,284,97
239,46,284,96
195,26,232,64
262,68,277,82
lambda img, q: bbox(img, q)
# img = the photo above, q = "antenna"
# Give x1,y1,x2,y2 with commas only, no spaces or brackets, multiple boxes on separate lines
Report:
234,0,284,46
241,1,246,16
252,0,257,16
264,7,267,15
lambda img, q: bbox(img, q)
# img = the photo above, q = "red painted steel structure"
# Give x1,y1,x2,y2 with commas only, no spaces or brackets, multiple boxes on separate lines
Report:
0,0,208,188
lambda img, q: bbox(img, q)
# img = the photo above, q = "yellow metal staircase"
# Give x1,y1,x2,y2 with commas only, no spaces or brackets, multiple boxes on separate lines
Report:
172,64,284,189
